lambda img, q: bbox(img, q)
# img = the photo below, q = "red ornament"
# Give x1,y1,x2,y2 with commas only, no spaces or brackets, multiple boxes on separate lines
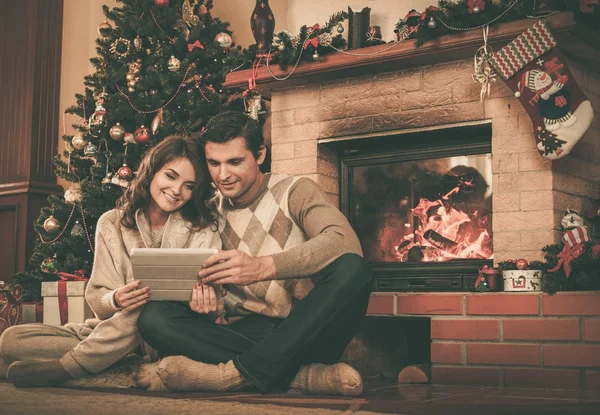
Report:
117,164,133,180
134,125,151,144
154,0,169,7
516,259,528,270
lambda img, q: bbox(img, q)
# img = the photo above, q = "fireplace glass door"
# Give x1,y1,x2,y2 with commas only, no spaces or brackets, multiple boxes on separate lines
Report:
335,123,493,291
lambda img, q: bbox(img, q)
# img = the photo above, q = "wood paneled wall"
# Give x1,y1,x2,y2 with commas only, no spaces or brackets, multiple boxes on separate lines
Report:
0,0,64,283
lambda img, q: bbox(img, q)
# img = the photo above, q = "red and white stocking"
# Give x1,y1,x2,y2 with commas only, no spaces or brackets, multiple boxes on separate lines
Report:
490,20,594,160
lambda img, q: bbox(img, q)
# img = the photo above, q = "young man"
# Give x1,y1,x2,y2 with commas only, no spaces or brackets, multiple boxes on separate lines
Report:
137,111,373,396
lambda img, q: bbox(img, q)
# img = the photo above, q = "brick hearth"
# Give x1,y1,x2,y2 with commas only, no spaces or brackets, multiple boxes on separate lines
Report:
367,292,600,390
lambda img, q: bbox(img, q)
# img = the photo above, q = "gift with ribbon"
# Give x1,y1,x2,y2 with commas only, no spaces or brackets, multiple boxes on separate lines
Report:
0,281,23,335
41,271,92,326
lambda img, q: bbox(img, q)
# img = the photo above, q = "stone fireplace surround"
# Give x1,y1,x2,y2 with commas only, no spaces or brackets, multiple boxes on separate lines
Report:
225,13,600,390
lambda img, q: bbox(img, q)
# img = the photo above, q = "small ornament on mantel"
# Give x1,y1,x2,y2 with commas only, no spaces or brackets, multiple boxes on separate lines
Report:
250,0,275,56
43,216,61,234
468,0,485,14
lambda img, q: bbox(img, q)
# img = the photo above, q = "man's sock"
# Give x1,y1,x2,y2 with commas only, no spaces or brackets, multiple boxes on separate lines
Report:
156,356,252,392
7,360,72,388
289,363,363,396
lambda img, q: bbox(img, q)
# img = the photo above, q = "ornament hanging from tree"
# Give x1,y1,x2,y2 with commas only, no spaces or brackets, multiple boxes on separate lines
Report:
97,20,112,37
168,56,181,72
154,0,169,8
117,164,133,180
40,256,58,274
134,125,151,144
72,133,88,151
214,32,232,48
109,123,126,141
124,132,136,145
89,91,108,128
126,60,142,93
64,185,82,204
71,221,85,238
43,216,61,234
489,20,594,160
151,109,163,134
83,142,98,157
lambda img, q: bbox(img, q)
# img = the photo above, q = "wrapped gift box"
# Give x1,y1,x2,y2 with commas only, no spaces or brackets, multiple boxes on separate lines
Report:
0,282,23,335
42,281,93,326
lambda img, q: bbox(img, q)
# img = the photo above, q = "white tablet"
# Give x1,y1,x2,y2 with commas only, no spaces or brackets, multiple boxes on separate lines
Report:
130,248,219,301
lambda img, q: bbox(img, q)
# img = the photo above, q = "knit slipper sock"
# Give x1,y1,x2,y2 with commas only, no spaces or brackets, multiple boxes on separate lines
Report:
289,363,363,396
134,362,168,392
7,360,72,388
156,356,252,392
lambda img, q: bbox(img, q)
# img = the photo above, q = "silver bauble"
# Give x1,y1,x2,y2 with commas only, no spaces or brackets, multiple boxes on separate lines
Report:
72,133,88,150
109,123,126,141
168,56,181,72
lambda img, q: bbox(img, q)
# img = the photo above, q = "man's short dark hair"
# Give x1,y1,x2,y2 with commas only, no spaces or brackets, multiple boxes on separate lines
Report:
201,111,264,159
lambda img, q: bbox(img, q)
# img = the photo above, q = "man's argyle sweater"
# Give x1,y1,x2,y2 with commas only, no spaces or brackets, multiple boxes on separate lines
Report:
216,173,362,319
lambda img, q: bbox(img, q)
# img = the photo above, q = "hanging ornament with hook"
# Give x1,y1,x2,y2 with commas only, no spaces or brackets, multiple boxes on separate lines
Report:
472,26,497,102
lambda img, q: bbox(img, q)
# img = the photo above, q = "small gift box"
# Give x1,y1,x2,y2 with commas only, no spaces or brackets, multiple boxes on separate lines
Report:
502,270,542,292
41,281,93,326
0,281,23,335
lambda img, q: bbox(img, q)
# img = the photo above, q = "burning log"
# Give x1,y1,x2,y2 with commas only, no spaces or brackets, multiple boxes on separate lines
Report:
423,229,457,252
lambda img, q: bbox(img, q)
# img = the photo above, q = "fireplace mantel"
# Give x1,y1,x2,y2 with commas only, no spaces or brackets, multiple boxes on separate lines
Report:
224,12,574,93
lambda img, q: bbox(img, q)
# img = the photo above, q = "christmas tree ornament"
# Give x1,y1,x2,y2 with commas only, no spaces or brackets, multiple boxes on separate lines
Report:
126,60,141,93
134,35,143,51
117,164,133,180
110,38,132,59
109,123,126,141
72,133,88,151
89,91,108,128
40,256,58,274
516,259,529,270
427,17,437,29
312,51,319,61
83,142,98,157
277,43,285,51
64,185,83,204
124,132,136,144
337,23,344,33
473,6,481,13
97,20,112,37
251,0,276,56
214,32,232,49
134,125,151,144
43,216,61,234
154,0,169,7
182,0,200,28
489,20,594,160
245,93,264,121
71,221,85,238
101,172,113,185
151,109,163,134
468,0,485,14
168,56,181,72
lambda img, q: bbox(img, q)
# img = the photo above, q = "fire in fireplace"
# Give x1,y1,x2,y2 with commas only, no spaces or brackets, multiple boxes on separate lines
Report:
328,122,494,292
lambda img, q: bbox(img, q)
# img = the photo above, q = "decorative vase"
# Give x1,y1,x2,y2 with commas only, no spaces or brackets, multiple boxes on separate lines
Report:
348,6,370,49
250,0,275,57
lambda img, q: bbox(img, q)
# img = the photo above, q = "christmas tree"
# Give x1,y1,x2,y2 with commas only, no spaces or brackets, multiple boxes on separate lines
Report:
15,0,245,301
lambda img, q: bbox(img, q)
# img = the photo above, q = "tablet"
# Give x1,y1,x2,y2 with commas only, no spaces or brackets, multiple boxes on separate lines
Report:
130,247,219,301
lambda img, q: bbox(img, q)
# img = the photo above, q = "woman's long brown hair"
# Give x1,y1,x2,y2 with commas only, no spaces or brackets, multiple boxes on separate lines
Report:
116,136,215,230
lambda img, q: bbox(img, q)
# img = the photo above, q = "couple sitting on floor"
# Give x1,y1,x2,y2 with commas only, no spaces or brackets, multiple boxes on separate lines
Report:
0,111,373,396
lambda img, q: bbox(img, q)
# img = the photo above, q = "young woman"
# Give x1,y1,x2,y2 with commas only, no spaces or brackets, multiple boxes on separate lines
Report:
0,136,221,387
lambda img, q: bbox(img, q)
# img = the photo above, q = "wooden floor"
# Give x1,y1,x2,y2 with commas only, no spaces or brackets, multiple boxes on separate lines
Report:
2,379,600,414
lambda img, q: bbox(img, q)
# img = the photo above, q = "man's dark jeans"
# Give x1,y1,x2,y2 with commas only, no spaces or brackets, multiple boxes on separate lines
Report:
137,253,373,392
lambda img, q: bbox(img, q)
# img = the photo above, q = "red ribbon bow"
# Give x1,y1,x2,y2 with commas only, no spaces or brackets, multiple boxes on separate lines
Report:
468,0,486,14
304,23,320,49
548,243,585,278
55,270,88,326
58,270,89,281
188,40,204,52
420,6,438,20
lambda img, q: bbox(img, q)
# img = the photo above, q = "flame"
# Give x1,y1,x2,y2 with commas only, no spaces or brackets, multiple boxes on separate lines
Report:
380,185,493,263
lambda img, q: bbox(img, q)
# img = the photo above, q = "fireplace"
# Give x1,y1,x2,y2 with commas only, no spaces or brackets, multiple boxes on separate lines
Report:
325,122,493,291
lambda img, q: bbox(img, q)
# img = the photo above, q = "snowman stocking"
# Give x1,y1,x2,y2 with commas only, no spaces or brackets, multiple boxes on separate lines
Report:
490,20,594,160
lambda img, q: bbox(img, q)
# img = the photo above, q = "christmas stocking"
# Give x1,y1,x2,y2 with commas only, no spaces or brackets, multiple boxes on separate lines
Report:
490,20,594,160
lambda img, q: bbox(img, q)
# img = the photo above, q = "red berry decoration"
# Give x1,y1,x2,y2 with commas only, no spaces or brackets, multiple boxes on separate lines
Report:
154,0,169,7
134,125,151,144
516,259,529,270
117,164,133,180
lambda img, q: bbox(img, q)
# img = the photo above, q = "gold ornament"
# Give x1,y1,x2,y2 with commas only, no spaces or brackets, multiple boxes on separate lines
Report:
182,0,200,29
72,133,88,150
97,20,112,37
110,38,131,59
109,123,126,141
168,56,181,72
151,109,164,134
214,32,232,48
134,35,143,51
43,216,61,233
